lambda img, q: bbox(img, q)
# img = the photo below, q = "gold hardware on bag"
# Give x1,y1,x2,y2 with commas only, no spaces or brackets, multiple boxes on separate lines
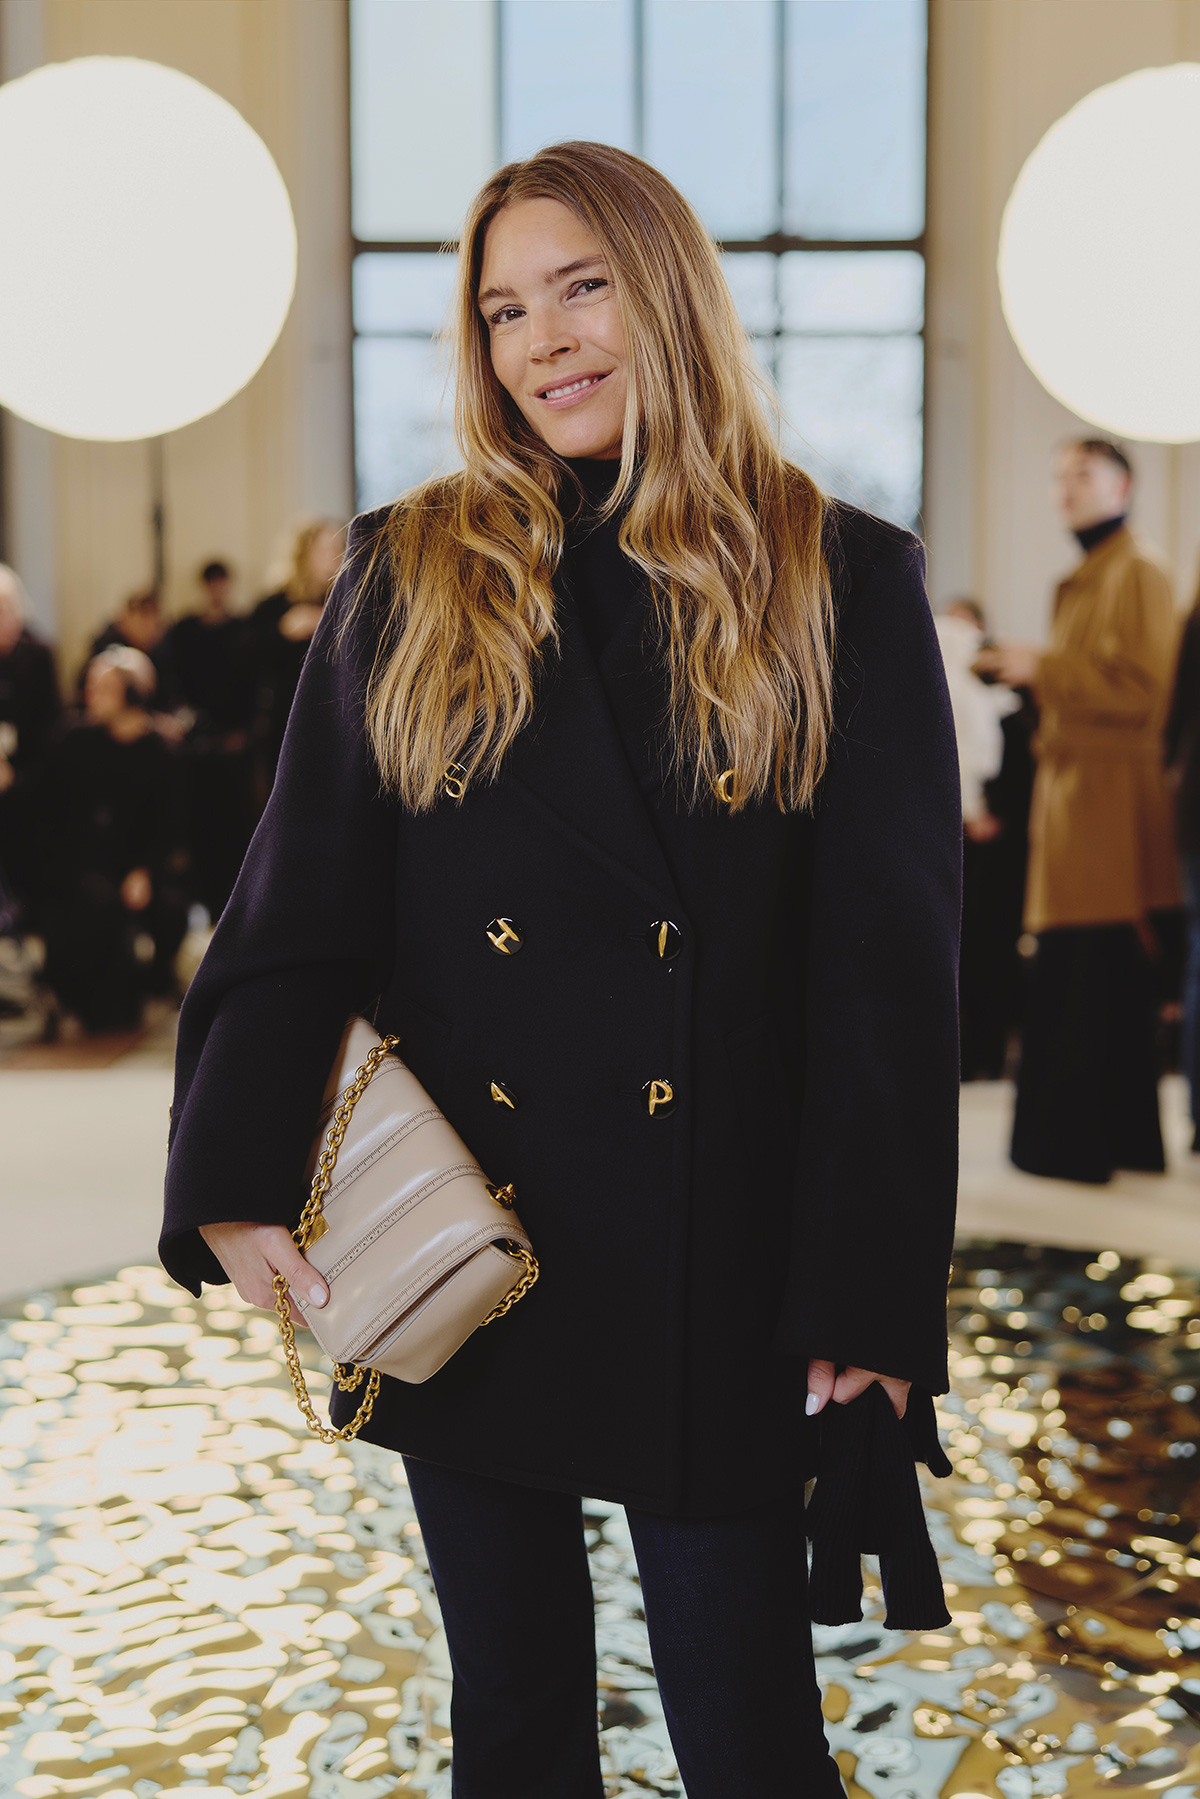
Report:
443,761,467,800
481,1242,539,1324
487,1181,517,1209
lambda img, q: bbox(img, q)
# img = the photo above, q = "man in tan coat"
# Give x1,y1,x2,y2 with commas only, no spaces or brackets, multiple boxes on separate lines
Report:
977,439,1180,1183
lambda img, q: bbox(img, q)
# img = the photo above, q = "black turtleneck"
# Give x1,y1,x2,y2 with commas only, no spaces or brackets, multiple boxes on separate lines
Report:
1074,513,1127,555
561,456,644,663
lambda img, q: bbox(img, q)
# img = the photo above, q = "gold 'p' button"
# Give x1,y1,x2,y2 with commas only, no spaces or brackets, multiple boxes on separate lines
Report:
486,917,523,955
641,1078,676,1119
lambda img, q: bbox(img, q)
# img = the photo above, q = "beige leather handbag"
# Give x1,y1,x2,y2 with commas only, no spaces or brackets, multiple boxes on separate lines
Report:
273,1017,538,1443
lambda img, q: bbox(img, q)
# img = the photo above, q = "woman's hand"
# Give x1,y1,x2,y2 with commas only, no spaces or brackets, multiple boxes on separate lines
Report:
806,1358,910,1420
199,1221,329,1327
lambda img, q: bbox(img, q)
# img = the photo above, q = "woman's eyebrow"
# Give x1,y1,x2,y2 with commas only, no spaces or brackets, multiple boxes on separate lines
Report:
478,255,607,309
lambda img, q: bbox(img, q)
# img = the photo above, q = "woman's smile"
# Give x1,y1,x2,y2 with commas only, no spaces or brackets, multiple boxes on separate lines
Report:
536,369,613,409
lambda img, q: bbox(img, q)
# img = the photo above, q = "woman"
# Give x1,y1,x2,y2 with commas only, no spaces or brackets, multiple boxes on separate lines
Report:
161,143,960,1796
248,517,345,796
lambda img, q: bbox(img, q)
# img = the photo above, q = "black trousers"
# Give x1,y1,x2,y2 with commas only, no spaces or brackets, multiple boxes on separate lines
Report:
1011,923,1164,1184
403,1455,844,1799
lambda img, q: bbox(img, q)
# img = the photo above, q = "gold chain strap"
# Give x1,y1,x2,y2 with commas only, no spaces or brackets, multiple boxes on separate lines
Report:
274,1036,398,1445
273,1034,537,1444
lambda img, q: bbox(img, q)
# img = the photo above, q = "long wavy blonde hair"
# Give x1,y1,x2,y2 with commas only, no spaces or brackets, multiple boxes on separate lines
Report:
357,140,834,814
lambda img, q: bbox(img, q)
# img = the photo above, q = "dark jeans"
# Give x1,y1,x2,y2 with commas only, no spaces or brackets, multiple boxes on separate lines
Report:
403,1455,844,1799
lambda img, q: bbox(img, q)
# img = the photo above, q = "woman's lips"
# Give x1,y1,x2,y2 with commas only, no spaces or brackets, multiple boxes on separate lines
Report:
536,371,612,410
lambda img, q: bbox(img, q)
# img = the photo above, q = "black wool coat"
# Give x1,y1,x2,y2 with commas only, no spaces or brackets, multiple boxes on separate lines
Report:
161,497,961,1518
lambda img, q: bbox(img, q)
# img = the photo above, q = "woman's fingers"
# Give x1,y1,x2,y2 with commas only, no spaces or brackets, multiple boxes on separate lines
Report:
831,1365,875,1406
197,1220,329,1323
830,1365,911,1420
806,1357,837,1415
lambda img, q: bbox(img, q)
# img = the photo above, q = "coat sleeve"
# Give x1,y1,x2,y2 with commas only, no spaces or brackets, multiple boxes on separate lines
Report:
1039,558,1177,727
773,523,961,1394
159,513,398,1296
1165,608,1200,767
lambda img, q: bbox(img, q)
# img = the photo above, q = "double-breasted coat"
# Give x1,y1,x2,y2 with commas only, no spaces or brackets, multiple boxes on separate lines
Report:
160,497,961,1518
1025,526,1181,934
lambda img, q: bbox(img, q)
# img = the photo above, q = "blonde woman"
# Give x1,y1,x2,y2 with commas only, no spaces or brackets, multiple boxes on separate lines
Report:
162,144,960,1796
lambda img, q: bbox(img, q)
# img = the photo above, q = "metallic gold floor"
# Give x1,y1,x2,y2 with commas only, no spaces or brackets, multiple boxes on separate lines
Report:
1,1245,1199,1797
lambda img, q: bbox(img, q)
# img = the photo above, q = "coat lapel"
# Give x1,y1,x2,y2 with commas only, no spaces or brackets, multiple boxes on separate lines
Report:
505,589,684,916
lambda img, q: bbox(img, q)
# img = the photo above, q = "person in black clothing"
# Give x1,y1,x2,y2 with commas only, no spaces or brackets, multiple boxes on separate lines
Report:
161,146,960,1797
1166,589,1200,1142
35,646,187,1033
161,561,256,919
248,521,344,802
0,564,61,919
84,586,173,708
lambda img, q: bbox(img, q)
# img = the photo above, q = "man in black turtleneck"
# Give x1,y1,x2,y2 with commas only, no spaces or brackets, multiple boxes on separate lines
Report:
974,439,1181,1184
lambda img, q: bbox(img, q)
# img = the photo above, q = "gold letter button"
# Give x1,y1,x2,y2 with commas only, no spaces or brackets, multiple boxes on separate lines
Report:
646,920,683,961
486,917,523,955
641,1078,676,1119
490,1079,518,1109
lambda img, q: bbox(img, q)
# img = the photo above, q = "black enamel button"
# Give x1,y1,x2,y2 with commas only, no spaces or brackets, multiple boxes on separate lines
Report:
486,918,523,955
490,1079,519,1110
641,1078,676,1119
646,920,683,961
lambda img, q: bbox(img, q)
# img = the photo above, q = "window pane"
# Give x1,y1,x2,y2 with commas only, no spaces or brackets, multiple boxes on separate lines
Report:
777,336,923,526
645,1,776,240
351,0,496,241
354,252,459,335
780,251,924,333
354,337,459,511
784,0,926,240
502,1,634,161
720,252,778,336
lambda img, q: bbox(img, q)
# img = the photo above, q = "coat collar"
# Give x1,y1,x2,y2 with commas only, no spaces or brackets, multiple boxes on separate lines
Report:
503,583,684,915
1065,522,1134,584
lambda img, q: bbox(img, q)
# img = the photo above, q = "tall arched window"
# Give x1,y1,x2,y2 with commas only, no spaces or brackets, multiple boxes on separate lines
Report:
351,0,926,527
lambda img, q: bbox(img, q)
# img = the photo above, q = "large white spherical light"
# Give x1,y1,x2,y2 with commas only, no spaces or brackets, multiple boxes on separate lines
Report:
999,64,1200,443
0,56,296,441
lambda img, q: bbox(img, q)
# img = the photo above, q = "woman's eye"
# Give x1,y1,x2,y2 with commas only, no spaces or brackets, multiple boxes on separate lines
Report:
570,278,607,299
487,305,523,327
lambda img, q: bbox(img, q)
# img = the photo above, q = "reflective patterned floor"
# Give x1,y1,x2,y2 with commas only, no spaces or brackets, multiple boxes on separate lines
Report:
1,1244,1200,1797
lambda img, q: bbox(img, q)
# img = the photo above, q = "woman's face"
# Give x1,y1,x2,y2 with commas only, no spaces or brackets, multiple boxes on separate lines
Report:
478,198,627,462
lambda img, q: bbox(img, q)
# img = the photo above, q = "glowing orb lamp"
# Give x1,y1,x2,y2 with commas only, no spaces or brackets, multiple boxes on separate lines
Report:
999,64,1200,443
0,56,296,441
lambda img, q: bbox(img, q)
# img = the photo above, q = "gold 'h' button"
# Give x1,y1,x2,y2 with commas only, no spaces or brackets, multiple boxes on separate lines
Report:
486,917,523,955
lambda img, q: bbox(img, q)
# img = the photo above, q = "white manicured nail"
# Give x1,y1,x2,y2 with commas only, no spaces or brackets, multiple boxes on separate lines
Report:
806,1393,820,1415
310,1284,327,1307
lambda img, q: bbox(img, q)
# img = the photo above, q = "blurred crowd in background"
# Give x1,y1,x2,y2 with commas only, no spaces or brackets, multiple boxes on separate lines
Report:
4,436,1200,1193
0,516,344,1036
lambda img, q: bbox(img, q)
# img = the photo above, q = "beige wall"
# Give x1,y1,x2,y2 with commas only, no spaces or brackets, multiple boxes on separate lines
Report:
0,0,353,681
926,0,1200,640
